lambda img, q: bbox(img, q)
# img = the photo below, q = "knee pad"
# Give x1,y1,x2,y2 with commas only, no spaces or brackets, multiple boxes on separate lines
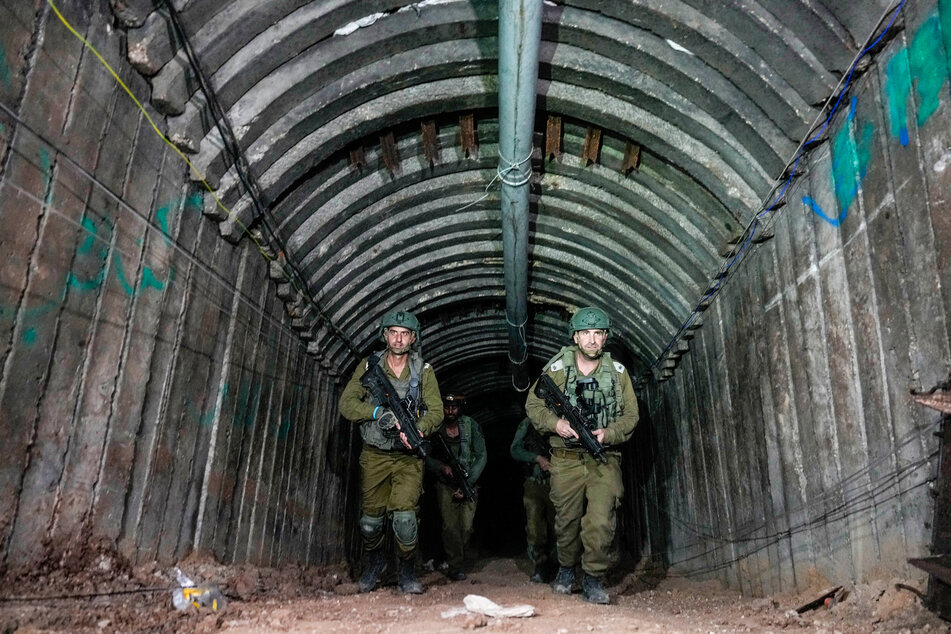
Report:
359,513,385,541
391,510,418,547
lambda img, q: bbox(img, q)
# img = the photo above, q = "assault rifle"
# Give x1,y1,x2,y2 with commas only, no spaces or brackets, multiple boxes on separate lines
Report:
533,374,607,464
360,363,430,457
432,432,476,501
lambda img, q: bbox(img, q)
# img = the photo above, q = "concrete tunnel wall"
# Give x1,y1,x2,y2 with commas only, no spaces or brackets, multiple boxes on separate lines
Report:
0,0,949,598
0,0,355,573
638,0,951,594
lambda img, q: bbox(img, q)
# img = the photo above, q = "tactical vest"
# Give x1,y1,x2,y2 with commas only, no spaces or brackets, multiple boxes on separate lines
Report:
520,423,550,481
436,415,478,470
545,345,623,430
359,351,425,451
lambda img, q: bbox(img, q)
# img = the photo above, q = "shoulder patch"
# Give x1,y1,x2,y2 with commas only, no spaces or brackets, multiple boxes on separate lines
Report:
549,358,565,372
613,361,625,374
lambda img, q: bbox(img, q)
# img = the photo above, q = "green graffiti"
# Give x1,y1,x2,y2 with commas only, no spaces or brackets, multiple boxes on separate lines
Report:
156,205,172,241
884,11,951,146
141,267,165,291
113,253,135,294
186,192,203,211
829,97,875,216
942,0,951,69
885,51,912,146
909,15,948,126
39,147,50,173
855,121,875,179
23,327,36,345
0,47,12,88
831,100,860,214
77,217,97,255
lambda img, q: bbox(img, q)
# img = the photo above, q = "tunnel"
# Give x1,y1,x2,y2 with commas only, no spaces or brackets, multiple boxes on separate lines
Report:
1,0,950,631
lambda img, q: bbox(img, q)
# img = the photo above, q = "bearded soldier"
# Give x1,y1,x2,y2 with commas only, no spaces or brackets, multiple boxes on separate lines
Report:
524,307,639,605
339,310,442,594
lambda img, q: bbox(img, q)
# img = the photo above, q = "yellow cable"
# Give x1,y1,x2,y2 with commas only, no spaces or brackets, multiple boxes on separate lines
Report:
44,0,361,353
45,0,271,260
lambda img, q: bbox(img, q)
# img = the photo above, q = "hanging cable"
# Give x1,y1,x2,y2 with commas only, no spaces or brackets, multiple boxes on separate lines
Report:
0,101,308,344
45,0,359,357
158,0,359,357
646,0,907,377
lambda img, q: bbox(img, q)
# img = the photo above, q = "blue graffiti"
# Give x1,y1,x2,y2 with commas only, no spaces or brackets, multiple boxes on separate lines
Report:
802,195,847,227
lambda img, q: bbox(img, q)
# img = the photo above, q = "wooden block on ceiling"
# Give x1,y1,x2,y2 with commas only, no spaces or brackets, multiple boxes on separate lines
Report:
622,141,641,174
349,145,365,171
460,113,477,158
421,120,440,167
582,127,601,165
546,115,562,161
380,131,401,176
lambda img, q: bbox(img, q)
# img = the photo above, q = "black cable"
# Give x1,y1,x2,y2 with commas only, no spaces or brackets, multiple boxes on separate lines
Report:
644,0,907,379
159,0,359,358
0,101,309,343
0,586,174,602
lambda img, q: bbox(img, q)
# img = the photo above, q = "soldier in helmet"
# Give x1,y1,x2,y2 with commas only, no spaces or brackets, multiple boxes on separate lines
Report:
339,310,442,594
425,394,486,581
524,307,639,605
509,415,556,583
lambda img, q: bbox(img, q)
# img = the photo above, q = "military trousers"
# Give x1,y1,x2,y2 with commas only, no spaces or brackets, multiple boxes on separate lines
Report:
549,448,622,576
523,478,556,566
434,480,477,570
360,446,424,557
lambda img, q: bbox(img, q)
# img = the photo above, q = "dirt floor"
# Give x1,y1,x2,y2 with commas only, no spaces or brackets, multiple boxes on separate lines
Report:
1,553,949,633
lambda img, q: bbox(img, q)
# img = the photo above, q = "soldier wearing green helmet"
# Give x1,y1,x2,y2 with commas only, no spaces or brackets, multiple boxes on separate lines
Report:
339,309,442,594
524,306,639,605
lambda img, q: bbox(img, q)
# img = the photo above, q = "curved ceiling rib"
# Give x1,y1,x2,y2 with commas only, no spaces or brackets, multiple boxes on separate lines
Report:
118,0,882,425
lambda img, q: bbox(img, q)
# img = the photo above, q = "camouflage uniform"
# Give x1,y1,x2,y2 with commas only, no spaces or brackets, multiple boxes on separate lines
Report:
339,351,442,560
426,414,486,574
509,417,556,577
524,344,639,578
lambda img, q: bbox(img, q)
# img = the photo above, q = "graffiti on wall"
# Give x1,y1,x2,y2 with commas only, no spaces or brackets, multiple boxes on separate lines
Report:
1,185,204,347
805,8,950,225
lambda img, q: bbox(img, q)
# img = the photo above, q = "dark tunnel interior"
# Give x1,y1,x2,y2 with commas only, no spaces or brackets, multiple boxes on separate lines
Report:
2,2,950,625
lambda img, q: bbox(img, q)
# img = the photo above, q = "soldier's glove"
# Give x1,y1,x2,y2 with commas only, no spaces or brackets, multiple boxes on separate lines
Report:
376,409,399,433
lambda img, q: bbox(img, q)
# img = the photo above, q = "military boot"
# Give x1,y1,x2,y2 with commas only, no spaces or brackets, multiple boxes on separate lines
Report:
530,563,546,583
397,558,424,594
358,549,386,593
582,573,610,604
551,565,574,595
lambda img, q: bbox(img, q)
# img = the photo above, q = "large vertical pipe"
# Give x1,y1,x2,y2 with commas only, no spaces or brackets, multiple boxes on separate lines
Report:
498,0,542,391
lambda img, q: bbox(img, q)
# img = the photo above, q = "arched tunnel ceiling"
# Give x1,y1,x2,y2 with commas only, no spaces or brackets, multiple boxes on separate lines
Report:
119,0,888,422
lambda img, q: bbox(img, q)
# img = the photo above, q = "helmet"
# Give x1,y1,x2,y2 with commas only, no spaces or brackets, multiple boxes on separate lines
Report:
568,307,611,334
443,393,466,405
380,310,420,335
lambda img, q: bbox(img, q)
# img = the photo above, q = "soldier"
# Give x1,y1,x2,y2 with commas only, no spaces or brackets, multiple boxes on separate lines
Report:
524,307,639,604
339,310,442,594
425,394,486,581
509,416,556,583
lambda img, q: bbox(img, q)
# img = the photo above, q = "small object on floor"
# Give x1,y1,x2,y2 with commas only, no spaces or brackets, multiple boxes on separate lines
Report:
795,585,843,614
463,594,534,617
171,567,226,612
